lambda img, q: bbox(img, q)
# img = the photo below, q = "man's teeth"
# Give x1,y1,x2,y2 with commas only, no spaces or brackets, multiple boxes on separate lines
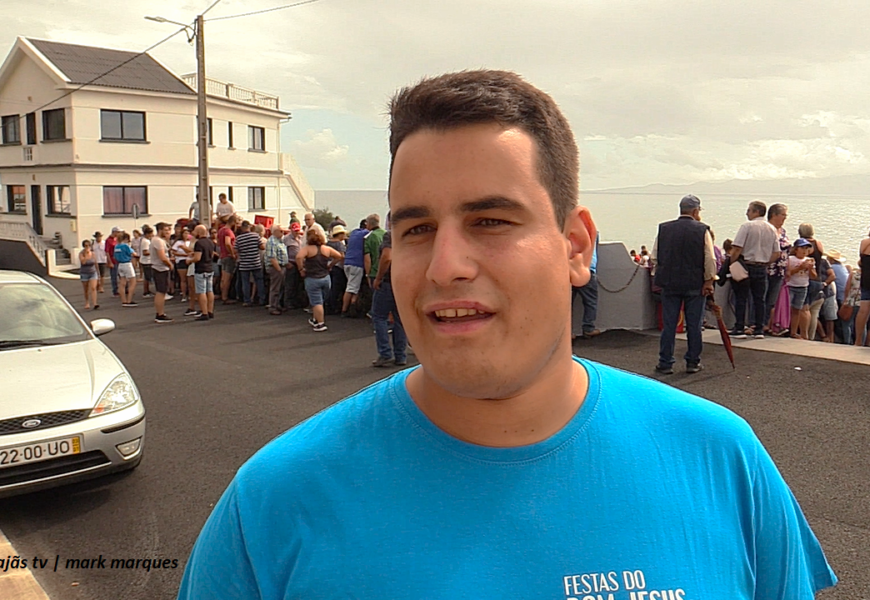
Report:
434,308,484,318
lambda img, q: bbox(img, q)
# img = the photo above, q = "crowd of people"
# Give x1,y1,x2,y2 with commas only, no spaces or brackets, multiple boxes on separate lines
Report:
80,207,407,367
650,194,870,374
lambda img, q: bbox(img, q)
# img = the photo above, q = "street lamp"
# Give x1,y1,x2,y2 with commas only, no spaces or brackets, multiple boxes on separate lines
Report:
145,14,211,226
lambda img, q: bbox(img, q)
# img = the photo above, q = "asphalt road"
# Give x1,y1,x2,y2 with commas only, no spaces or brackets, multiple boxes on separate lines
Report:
0,276,867,600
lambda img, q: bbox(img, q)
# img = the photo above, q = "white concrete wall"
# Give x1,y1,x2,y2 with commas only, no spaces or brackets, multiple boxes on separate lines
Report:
68,90,285,171
71,89,195,167
0,53,74,167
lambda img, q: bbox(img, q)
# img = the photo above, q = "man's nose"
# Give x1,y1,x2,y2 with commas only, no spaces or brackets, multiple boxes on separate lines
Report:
425,225,478,286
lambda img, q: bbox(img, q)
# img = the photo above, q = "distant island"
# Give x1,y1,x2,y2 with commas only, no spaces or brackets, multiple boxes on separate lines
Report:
584,173,870,198
314,174,870,221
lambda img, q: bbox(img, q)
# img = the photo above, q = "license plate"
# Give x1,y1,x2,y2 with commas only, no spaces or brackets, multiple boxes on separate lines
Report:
0,436,81,469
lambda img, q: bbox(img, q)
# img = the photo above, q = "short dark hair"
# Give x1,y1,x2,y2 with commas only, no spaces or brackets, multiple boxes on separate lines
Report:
749,200,767,216
388,70,578,229
240,220,251,231
142,225,153,234
155,222,170,233
768,203,787,219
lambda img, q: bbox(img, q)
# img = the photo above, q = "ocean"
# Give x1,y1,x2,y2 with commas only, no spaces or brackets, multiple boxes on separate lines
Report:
315,190,870,265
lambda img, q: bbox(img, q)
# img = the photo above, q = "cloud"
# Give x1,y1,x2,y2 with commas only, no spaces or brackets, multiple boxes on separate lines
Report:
290,128,349,168
5,1,870,189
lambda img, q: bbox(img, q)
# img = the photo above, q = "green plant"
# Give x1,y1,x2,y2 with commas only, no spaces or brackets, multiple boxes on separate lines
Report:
313,208,334,231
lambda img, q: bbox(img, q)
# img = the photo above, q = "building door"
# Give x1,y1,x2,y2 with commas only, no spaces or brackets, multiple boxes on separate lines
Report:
30,185,42,236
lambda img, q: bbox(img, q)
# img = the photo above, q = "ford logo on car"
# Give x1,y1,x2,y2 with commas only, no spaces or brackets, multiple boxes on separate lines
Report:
21,419,42,429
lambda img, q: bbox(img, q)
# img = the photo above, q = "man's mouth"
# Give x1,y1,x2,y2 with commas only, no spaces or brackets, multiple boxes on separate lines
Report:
431,308,494,323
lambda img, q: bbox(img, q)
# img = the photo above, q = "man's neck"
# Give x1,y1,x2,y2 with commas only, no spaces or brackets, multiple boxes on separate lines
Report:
406,348,588,448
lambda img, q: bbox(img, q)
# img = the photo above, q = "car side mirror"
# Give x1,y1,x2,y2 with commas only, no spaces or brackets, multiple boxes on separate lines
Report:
90,318,116,336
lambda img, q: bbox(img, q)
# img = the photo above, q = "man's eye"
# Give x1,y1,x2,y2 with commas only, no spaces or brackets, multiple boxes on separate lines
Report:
476,218,511,227
404,224,434,236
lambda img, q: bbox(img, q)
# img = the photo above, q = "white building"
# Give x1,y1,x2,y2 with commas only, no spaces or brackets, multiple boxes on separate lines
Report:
0,36,313,266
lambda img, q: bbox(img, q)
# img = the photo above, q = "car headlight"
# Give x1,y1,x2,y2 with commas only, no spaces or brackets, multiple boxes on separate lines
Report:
91,376,140,417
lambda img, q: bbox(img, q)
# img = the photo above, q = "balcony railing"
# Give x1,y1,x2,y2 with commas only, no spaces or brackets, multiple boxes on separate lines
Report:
182,75,279,110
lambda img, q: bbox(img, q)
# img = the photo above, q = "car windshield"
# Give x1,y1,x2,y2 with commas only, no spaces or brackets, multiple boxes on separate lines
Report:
0,282,90,347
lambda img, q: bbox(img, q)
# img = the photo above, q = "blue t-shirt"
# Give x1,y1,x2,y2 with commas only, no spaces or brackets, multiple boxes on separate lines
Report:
113,242,133,264
178,359,835,600
343,228,366,268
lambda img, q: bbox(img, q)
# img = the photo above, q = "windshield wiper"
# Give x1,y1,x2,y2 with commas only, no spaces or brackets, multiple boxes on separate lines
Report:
0,340,64,349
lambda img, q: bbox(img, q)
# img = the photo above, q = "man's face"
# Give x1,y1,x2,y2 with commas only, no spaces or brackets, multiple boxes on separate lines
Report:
746,205,761,220
219,196,227,204
389,124,583,399
304,215,315,227
770,210,788,229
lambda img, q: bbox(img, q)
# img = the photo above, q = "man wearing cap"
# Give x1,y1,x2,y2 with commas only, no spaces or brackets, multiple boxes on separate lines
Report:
326,225,348,314
282,222,305,310
651,194,716,374
730,201,781,338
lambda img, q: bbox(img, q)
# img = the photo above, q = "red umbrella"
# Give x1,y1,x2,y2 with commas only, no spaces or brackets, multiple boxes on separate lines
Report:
706,296,735,369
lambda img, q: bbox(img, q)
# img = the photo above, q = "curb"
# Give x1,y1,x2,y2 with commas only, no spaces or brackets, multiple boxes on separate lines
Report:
0,531,50,600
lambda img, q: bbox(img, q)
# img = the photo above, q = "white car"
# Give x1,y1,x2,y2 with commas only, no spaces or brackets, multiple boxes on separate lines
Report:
0,270,145,497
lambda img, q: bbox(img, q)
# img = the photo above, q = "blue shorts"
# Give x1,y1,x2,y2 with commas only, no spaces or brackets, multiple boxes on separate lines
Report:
80,272,98,282
788,285,808,309
304,275,331,306
862,288,870,301
194,272,214,295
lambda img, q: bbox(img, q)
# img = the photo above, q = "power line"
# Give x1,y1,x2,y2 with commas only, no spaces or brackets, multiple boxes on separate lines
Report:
206,0,321,22
200,0,224,18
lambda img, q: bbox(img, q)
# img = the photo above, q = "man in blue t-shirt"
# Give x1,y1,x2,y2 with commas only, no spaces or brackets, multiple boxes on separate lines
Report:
341,219,368,315
178,71,836,600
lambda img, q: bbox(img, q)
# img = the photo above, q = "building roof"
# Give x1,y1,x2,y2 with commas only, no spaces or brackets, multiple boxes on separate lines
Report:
27,38,194,96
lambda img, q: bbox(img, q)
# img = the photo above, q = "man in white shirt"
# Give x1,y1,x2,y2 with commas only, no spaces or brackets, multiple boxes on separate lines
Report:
214,193,235,225
301,212,326,248
729,200,781,338
140,225,154,298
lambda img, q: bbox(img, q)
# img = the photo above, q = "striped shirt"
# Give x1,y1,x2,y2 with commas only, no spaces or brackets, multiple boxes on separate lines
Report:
235,232,263,270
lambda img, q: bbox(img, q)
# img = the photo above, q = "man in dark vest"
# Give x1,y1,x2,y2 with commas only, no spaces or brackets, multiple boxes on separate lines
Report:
651,194,716,374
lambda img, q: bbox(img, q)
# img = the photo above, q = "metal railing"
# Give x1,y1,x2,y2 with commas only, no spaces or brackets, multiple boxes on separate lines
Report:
0,220,49,266
182,74,279,110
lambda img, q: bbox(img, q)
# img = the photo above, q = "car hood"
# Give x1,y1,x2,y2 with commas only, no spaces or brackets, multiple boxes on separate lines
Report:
0,339,128,418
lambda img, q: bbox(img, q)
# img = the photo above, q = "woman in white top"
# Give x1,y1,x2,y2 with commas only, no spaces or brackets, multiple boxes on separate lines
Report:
172,229,194,301
92,233,108,293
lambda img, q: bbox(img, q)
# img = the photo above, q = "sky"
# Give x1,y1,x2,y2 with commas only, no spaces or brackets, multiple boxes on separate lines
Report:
3,0,870,191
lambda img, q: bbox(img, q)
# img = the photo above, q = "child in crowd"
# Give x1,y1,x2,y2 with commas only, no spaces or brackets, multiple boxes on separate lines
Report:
787,238,816,339
114,232,139,307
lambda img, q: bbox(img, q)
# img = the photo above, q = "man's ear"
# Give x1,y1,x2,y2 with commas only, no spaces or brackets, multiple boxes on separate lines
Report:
564,206,597,288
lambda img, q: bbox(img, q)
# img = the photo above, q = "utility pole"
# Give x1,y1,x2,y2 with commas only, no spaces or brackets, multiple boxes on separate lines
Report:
195,14,210,226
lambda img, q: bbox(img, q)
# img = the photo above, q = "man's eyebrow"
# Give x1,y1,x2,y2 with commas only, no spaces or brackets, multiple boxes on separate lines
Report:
389,205,431,228
390,196,526,228
459,196,525,214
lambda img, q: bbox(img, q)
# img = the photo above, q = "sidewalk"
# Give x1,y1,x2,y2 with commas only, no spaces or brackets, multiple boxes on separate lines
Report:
0,532,49,600
678,329,870,366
